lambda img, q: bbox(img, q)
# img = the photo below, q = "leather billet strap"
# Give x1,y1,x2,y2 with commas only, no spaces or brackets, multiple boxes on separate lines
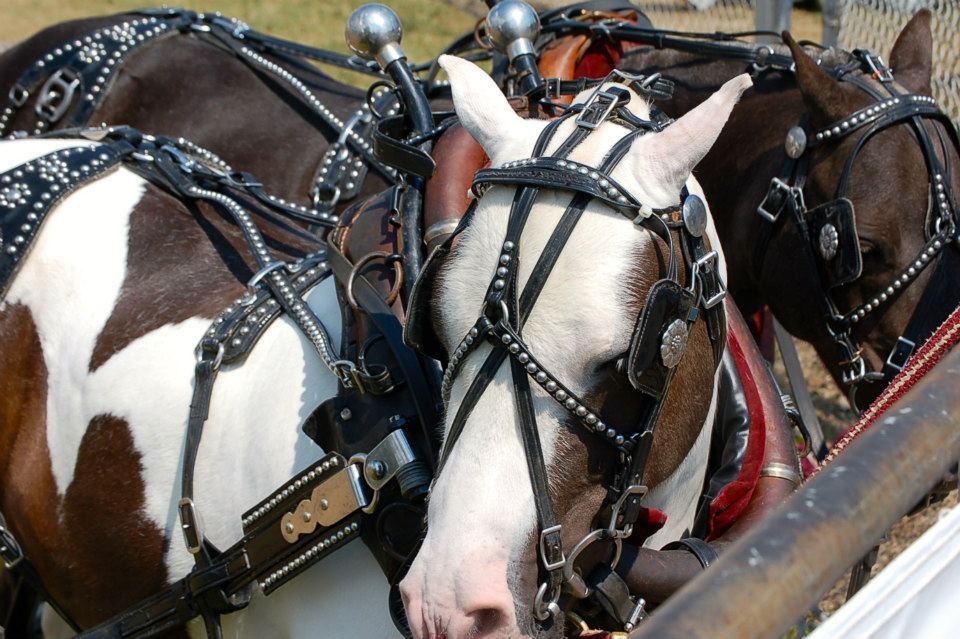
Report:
661,537,719,569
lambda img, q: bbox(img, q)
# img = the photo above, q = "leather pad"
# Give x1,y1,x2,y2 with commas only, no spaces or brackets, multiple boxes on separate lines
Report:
806,198,862,288
402,242,449,362
627,279,696,397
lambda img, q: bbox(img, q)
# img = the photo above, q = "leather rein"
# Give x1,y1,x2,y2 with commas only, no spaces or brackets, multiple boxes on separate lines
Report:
413,79,726,629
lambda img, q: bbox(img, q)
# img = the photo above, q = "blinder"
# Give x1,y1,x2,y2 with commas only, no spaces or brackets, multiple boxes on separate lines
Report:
626,279,697,397
806,197,862,288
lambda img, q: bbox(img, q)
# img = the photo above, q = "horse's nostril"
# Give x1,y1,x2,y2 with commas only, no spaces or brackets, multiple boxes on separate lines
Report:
467,607,508,636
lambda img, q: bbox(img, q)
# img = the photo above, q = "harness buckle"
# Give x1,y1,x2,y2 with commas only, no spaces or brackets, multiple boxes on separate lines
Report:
36,69,81,123
178,498,204,555
539,524,566,571
575,88,627,130
606,484,647,539
840,353,867,386
885,336,916,373
688,250,726,309
0,513,25,569
756,177,794,223
861,51,894,83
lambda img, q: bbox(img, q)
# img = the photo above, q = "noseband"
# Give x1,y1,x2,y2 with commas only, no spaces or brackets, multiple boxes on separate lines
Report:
755,51,960,410
409,80,726,628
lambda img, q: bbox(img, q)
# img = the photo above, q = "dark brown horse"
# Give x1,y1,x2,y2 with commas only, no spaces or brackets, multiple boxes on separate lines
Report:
615,11,960,410
0,10,398,216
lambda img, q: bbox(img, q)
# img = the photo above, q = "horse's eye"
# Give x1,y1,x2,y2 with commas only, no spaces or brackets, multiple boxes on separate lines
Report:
859,239,882,260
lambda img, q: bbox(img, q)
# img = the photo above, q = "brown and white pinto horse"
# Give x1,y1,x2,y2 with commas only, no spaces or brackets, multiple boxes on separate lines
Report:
399,55,750,638
0,138,397,636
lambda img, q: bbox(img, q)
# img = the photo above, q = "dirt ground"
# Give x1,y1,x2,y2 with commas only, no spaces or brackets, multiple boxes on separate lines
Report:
780,341,959,620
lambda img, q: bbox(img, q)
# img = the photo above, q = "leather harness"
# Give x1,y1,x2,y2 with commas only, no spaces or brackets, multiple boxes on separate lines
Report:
403,78,726,630
753,51,960,410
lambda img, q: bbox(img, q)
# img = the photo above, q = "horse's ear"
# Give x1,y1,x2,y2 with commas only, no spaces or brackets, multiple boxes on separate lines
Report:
889,9,933,95
631,74,751,196
784,31,849,125
438,54,530,161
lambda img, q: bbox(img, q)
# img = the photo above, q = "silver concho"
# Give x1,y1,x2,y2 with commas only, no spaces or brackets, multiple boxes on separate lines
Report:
660,319,689,369
681,194,707,237
819,223,839,260
785,126,807,159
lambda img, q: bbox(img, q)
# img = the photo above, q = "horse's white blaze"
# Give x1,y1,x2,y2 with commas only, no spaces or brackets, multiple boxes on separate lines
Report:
2,139,396,636
402,58,746,636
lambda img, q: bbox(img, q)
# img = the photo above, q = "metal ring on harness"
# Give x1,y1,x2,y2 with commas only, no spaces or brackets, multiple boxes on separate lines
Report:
346,251,404,311
242,260,286,305
533,581,562,622
366,80,401,120
561,527,624,599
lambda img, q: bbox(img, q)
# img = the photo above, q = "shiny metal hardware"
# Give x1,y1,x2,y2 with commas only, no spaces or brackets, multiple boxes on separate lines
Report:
605,484,647,539
279,464,369,543
8,85,29,108
840,353,867,387
484,0,540,59
194,340,224,370
623,596,647,631
361,429,418,491
562,528,624,599
681,194,707,237
575,89,622,130
863,51,894,83
243,260,286,303
0,512,25,569
819,223,839,260
533,581,562,622
688,250,726,309
785,126,808,159
757,177,793,223
759,462,803,488
345,3,405,68
36,69,81,123
178,498,204,555
660,319,689,369
885,336,917,373
539,524,566,571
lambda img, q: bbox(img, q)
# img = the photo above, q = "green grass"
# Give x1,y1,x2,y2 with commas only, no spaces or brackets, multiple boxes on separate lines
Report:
0,0,479,83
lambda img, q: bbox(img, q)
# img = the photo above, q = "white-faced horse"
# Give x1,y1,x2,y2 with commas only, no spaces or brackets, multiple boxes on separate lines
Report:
399,55,750,638
0,136,399,637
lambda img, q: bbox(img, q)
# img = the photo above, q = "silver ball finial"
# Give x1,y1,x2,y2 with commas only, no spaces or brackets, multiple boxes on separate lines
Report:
485,0,540,59
345,3,404,68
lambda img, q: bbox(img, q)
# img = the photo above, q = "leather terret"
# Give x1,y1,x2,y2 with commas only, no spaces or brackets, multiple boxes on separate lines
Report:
626,279,696,397
806,197,862,288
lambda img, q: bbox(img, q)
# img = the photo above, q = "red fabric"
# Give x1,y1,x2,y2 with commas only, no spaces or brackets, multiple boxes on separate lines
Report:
574,39,624,79
705,325,767,540
626,505,668,546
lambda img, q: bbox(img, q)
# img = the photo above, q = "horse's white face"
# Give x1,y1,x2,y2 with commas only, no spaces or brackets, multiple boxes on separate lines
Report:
400,56,749,639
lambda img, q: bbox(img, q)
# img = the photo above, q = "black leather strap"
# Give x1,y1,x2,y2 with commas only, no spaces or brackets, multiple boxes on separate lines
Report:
662,537,719,569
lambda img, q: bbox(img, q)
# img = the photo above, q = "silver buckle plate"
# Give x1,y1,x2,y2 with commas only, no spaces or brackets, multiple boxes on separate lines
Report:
539,524,566,571
36,69,81,123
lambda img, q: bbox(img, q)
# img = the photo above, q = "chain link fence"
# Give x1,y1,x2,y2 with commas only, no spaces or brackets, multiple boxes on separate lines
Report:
837,0,959,128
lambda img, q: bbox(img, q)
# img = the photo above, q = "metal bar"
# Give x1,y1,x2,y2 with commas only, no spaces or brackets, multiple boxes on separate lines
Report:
755,0,793,44
630,346,960,639
821,0,842,47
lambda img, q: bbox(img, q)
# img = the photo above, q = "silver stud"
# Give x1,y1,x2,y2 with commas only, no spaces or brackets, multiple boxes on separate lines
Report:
546,381,558,392
555,390,568,401
564,398,576,410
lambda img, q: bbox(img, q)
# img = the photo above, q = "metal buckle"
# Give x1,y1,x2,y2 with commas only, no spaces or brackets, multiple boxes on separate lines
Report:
178,498,204,555
195,339,224,370
539,524,566,571
606,484,648,539
688,251,726,309
841,354,867,386
8,84,29,108
361,430,417,491
885,336,916,373
757,177,792,223
575,88,622,130
863,52,894,83
36,69,81,123
0,514,25,569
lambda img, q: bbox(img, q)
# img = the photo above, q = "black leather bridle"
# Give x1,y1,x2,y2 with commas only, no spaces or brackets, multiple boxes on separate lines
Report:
754,51,960,411
405,78,726,630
